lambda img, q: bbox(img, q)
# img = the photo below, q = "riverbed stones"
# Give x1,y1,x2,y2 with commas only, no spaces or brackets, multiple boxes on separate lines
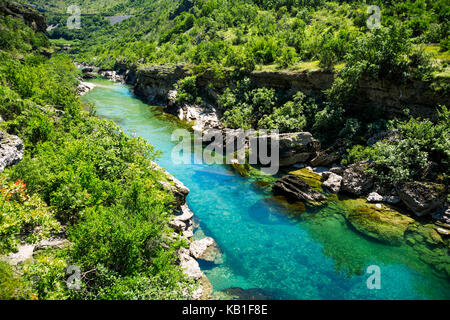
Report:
0,132,24,173
273,174,326,204
397,182,447,216
340,161,374,196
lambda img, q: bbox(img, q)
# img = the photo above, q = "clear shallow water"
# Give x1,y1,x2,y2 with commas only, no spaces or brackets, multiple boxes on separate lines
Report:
82,79,450,300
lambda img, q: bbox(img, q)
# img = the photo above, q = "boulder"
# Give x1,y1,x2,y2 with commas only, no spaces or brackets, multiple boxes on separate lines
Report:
190,237,222,264
289,167,323,189
178,248,203,280
77,81,96,95
397,182,447,216
272,174,326,204
0,132,24,173
254,132,320,167
340,161,374,196
367,192,400,204
322,172,342,193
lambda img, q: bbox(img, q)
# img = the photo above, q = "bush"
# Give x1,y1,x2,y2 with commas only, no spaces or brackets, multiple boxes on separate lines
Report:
175,76,198,105
0,176,60,255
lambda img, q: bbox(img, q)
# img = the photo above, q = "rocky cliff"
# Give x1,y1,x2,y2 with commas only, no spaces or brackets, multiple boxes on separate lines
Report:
124,63,448,120
0,1,47,33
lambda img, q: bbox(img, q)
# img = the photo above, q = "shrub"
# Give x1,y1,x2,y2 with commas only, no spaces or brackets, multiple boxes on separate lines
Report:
175,76,198,105
0,176,60,255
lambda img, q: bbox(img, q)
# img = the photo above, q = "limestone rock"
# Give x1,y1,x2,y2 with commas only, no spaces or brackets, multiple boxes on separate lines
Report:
77,81,95,95
152,161,189,209
273,174,326,203
0,132,24,173
190,237,222,264
367,192,384,202
397,182,446,216
2,244,34,266
178,248,203,280
340,161,374,196
322,172,342,193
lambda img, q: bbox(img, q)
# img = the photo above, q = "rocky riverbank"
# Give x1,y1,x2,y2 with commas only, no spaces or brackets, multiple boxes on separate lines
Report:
78,63,449,281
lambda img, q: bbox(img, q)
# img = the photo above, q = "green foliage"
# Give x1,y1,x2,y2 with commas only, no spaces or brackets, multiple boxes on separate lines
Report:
21,251,70,300
0,261,32,300
0,6,191,300
175,76,198,105
343,106,450,186
0,176,60,255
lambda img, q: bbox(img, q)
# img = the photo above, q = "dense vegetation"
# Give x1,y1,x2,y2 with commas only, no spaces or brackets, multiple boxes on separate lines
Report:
3,0,449,299
0,7,193,300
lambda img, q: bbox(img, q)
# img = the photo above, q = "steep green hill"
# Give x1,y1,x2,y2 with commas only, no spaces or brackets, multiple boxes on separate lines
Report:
0,2,193,300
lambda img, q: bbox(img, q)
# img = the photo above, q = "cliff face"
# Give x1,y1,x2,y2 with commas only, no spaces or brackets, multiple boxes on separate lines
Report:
127,63,448,119
0,1,47,33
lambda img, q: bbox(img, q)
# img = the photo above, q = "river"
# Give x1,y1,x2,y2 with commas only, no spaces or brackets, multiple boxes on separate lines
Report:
82,78,450,300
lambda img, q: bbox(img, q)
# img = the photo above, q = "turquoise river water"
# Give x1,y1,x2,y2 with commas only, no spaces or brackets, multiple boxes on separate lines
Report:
82,79,450,300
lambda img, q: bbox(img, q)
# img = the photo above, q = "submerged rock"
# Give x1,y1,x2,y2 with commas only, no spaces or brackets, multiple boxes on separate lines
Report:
273,174,326,204
340,161,374,196
397,182,447,216
341,199,415,245
215,287,275,300
0,132,24,173
190,237,222,264
405,223,450,279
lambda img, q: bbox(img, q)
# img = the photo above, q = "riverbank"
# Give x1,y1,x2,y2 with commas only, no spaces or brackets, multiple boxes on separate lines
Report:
80,77,450,299
78,68,449,285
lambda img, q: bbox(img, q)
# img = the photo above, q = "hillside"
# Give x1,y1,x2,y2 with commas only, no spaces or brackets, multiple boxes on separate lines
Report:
0,2,198,300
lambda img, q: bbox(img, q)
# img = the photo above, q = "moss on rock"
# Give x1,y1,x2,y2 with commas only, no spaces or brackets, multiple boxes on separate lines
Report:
289,168,323,189
340,198,415,246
